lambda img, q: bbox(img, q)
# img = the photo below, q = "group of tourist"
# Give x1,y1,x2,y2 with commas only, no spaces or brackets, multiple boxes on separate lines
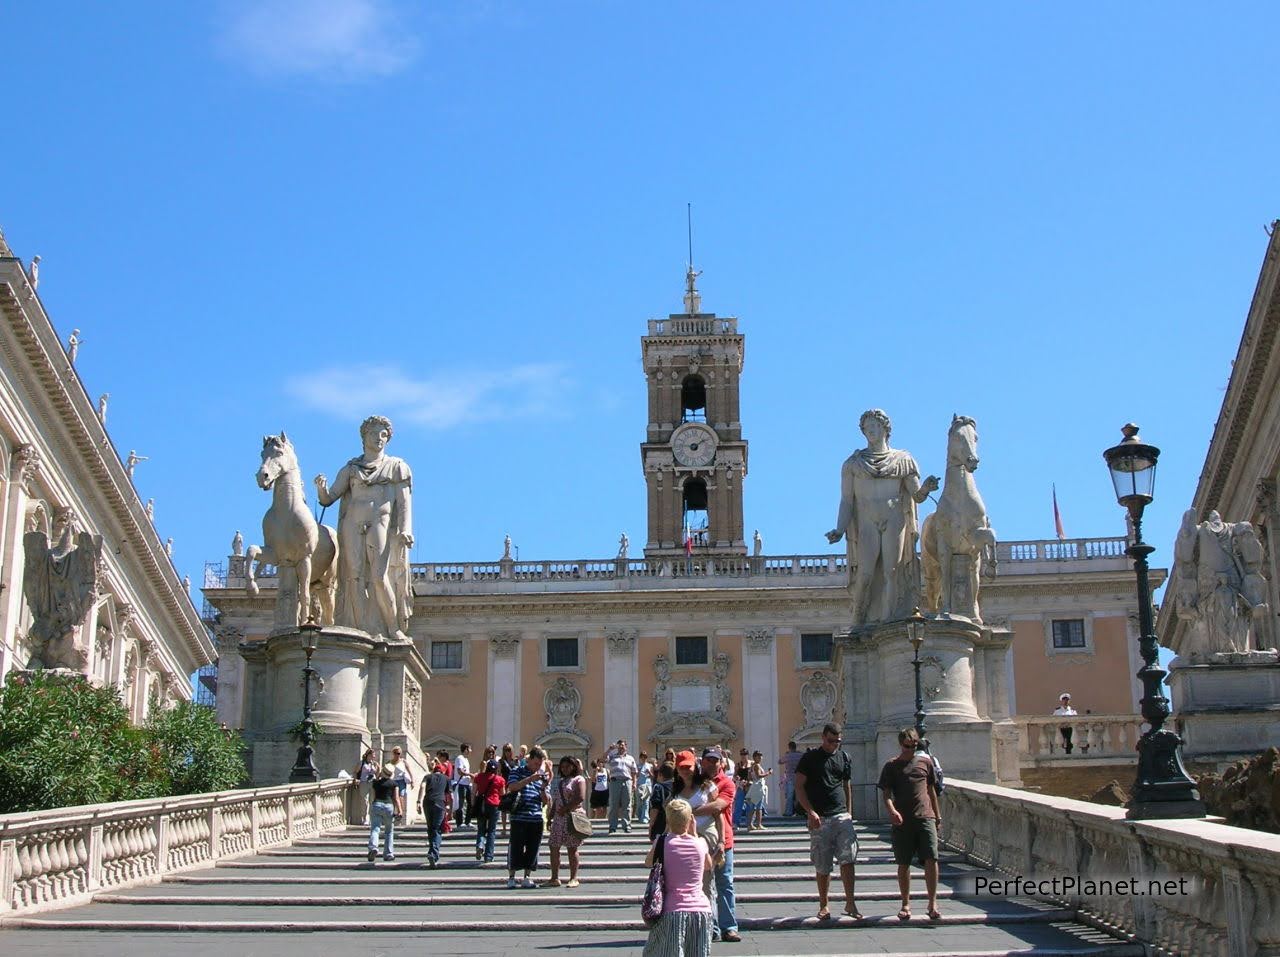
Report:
353,726,943,955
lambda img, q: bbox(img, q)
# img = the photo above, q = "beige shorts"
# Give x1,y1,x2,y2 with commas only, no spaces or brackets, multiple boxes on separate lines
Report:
809,812,858,875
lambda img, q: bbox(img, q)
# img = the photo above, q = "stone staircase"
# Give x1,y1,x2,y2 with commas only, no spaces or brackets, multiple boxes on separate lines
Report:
0,817,1145,956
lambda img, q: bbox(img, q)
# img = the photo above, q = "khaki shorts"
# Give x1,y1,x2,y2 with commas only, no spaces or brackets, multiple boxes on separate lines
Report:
809,812,858,875
890,817,939,865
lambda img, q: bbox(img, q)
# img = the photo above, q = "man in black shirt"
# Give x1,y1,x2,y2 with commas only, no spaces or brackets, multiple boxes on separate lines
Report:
878,727,942,921
794,722,861,922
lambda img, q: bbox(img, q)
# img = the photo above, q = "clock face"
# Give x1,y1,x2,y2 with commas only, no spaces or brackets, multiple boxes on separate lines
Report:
672,424,718,468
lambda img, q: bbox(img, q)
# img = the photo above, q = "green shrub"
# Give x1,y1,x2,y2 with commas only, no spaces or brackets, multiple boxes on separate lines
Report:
0,672,246,814
145,701,247,796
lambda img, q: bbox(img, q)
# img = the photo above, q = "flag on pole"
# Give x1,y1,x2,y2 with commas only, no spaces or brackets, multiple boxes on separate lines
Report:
1053,484,1066,541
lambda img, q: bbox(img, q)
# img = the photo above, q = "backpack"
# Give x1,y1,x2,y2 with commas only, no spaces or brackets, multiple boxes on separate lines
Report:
641,834,667,925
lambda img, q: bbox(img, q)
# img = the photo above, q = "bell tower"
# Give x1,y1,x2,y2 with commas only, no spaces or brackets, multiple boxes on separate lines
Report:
641,266,748,558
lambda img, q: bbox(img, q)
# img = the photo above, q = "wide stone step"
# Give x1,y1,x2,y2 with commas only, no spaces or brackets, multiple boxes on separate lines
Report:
0,926,1147,956
100,887,965,904
163,869,969,886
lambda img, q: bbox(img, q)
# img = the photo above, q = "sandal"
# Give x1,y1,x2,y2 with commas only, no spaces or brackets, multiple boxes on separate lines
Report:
843,907,864,921
543,878,562,887
897,906,912,922
816,907,831,921
927,907,942,921
566,879,580,888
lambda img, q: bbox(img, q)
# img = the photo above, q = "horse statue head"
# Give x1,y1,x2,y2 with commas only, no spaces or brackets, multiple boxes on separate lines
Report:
947,414,979,472
257,432,298,490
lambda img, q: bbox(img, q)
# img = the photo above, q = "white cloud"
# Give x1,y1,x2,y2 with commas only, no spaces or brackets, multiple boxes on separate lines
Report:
218,0,418,81
286,363,572,430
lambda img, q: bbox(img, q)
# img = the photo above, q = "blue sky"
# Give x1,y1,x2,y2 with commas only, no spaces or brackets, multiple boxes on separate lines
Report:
2,3,1277,601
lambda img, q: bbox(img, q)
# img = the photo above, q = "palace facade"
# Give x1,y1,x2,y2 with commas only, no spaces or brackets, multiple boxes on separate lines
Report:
0,233,214,710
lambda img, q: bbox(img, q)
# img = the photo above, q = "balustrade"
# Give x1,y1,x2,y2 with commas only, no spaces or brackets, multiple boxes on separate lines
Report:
943,779,1280,957
0,779,352,917
1016,714,1141,761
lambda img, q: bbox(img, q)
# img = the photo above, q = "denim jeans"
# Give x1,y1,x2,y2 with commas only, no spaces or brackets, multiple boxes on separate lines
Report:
634,783,652,824
783,777,796,816
368,801,395,858
713,847,737,936
607,778,633,831
475,803,497,860
732,786,748,828
425,804,446,863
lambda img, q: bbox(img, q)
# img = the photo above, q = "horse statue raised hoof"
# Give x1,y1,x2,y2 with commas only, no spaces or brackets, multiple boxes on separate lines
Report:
921,415,997,623
245,432,339,630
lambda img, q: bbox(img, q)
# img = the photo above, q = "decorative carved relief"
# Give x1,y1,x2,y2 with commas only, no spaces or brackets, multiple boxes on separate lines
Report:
214,623,245,656
606,630,637,656
921,655,947,699
713,651,731,682
22,505,103,671
544,675,582,732
800,670,838,728
744,628,775,653
11,444,38,489
490,633,520,658
403,674,422,735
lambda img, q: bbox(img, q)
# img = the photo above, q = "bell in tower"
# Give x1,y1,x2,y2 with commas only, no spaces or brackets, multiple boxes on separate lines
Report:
640,264,748,559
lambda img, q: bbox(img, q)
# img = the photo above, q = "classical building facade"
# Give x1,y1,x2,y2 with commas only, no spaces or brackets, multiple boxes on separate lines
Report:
207,270,1157,795
0,234,213,710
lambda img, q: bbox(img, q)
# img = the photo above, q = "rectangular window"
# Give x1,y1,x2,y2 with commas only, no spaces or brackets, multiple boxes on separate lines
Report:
1051,619,1086,649
675,636,708,666
430,640,463,671
800,633,833,665
546,637,579,669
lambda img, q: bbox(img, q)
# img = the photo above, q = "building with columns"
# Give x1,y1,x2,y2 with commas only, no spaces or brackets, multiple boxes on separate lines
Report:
0,235,214,711
208,268,1157,792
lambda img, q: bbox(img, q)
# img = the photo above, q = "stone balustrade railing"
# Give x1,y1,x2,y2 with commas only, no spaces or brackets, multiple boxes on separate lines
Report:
1016,714,1141,762
647,316,739,336
943,778,1280,957
0,778,352,917
217,537,1130,592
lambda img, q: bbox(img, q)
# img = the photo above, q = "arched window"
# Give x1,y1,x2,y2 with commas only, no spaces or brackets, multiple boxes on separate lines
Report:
681,375,706,423
682,478,709,547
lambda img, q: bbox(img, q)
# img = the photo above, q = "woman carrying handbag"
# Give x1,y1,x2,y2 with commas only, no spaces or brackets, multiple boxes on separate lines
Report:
642,798,712,957
547,755,589,887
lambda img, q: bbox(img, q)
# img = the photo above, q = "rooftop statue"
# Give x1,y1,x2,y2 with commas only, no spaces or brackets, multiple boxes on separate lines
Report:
921,415,997,622
826,409,939,627
315,415,414,640
23,506,102,670
245,432,339,629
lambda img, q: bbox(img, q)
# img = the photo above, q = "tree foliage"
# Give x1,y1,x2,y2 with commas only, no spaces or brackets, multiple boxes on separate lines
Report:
0,672,246,814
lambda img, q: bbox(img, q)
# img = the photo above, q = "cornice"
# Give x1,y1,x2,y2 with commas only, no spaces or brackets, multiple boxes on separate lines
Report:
0,273,212,668
1196,226,1280,516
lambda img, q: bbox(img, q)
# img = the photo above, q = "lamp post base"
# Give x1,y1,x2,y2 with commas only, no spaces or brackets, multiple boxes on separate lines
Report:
1126,728,1205,820
289,744,319,783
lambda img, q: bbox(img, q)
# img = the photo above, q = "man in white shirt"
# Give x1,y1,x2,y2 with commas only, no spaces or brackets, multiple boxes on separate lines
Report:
453,743,474,828
604,739,638,833
1052,693,1078,754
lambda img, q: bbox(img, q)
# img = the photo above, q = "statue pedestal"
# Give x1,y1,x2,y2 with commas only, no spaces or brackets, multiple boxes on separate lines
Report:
1168,651,1280,762
238,626,430,812
835,615,1019,816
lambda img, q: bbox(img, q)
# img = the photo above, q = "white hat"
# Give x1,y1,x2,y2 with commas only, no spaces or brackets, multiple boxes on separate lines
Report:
1059,692,1071,700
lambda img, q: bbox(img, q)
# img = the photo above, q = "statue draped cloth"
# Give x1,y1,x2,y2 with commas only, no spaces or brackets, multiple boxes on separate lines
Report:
333,454,413,636
840,446,924,624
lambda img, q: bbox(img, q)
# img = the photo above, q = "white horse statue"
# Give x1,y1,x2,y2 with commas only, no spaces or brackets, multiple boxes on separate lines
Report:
921,415,996,622
245,433,339,629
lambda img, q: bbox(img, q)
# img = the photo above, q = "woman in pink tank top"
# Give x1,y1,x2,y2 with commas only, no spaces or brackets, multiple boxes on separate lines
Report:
643,798,713,957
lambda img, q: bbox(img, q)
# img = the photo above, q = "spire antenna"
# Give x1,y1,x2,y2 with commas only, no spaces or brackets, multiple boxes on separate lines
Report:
683,203,702,315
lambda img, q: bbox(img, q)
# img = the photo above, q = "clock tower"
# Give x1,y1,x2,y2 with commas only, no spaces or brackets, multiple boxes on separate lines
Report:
641,266,748,558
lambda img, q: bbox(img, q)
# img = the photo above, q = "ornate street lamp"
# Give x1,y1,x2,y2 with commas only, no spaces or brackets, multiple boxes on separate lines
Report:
906,607,928,753
1102,424,1204,819
288,618,321,783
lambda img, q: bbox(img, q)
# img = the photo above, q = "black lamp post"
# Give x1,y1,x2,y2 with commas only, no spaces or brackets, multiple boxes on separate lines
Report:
1102,423,1204,819
288,618,321,783
906,607,928,753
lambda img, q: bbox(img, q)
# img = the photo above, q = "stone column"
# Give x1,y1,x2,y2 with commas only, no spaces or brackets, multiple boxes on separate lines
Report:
213,624,246,728
0,446,37,680
487,634,521,746
741,628,781,811
604,630,638,747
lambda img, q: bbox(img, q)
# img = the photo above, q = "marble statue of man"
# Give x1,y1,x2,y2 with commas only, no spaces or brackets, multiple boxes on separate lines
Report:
231,529,244,556
126,450,148,477
826,409,939,627
314,415,414,640
618,532,629,560
67,328,81,364
145,499,155,521
97,393,109,425
1172,508,1272,658
753,529,763,556
503,534,512,560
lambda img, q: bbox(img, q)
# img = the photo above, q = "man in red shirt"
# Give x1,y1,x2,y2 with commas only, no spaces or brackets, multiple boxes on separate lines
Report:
696,747,740,942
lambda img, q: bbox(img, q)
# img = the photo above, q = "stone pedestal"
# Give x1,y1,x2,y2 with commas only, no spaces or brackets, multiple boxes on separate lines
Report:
835,615,1019,817
1168,651,1280,762
238,625,430,801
